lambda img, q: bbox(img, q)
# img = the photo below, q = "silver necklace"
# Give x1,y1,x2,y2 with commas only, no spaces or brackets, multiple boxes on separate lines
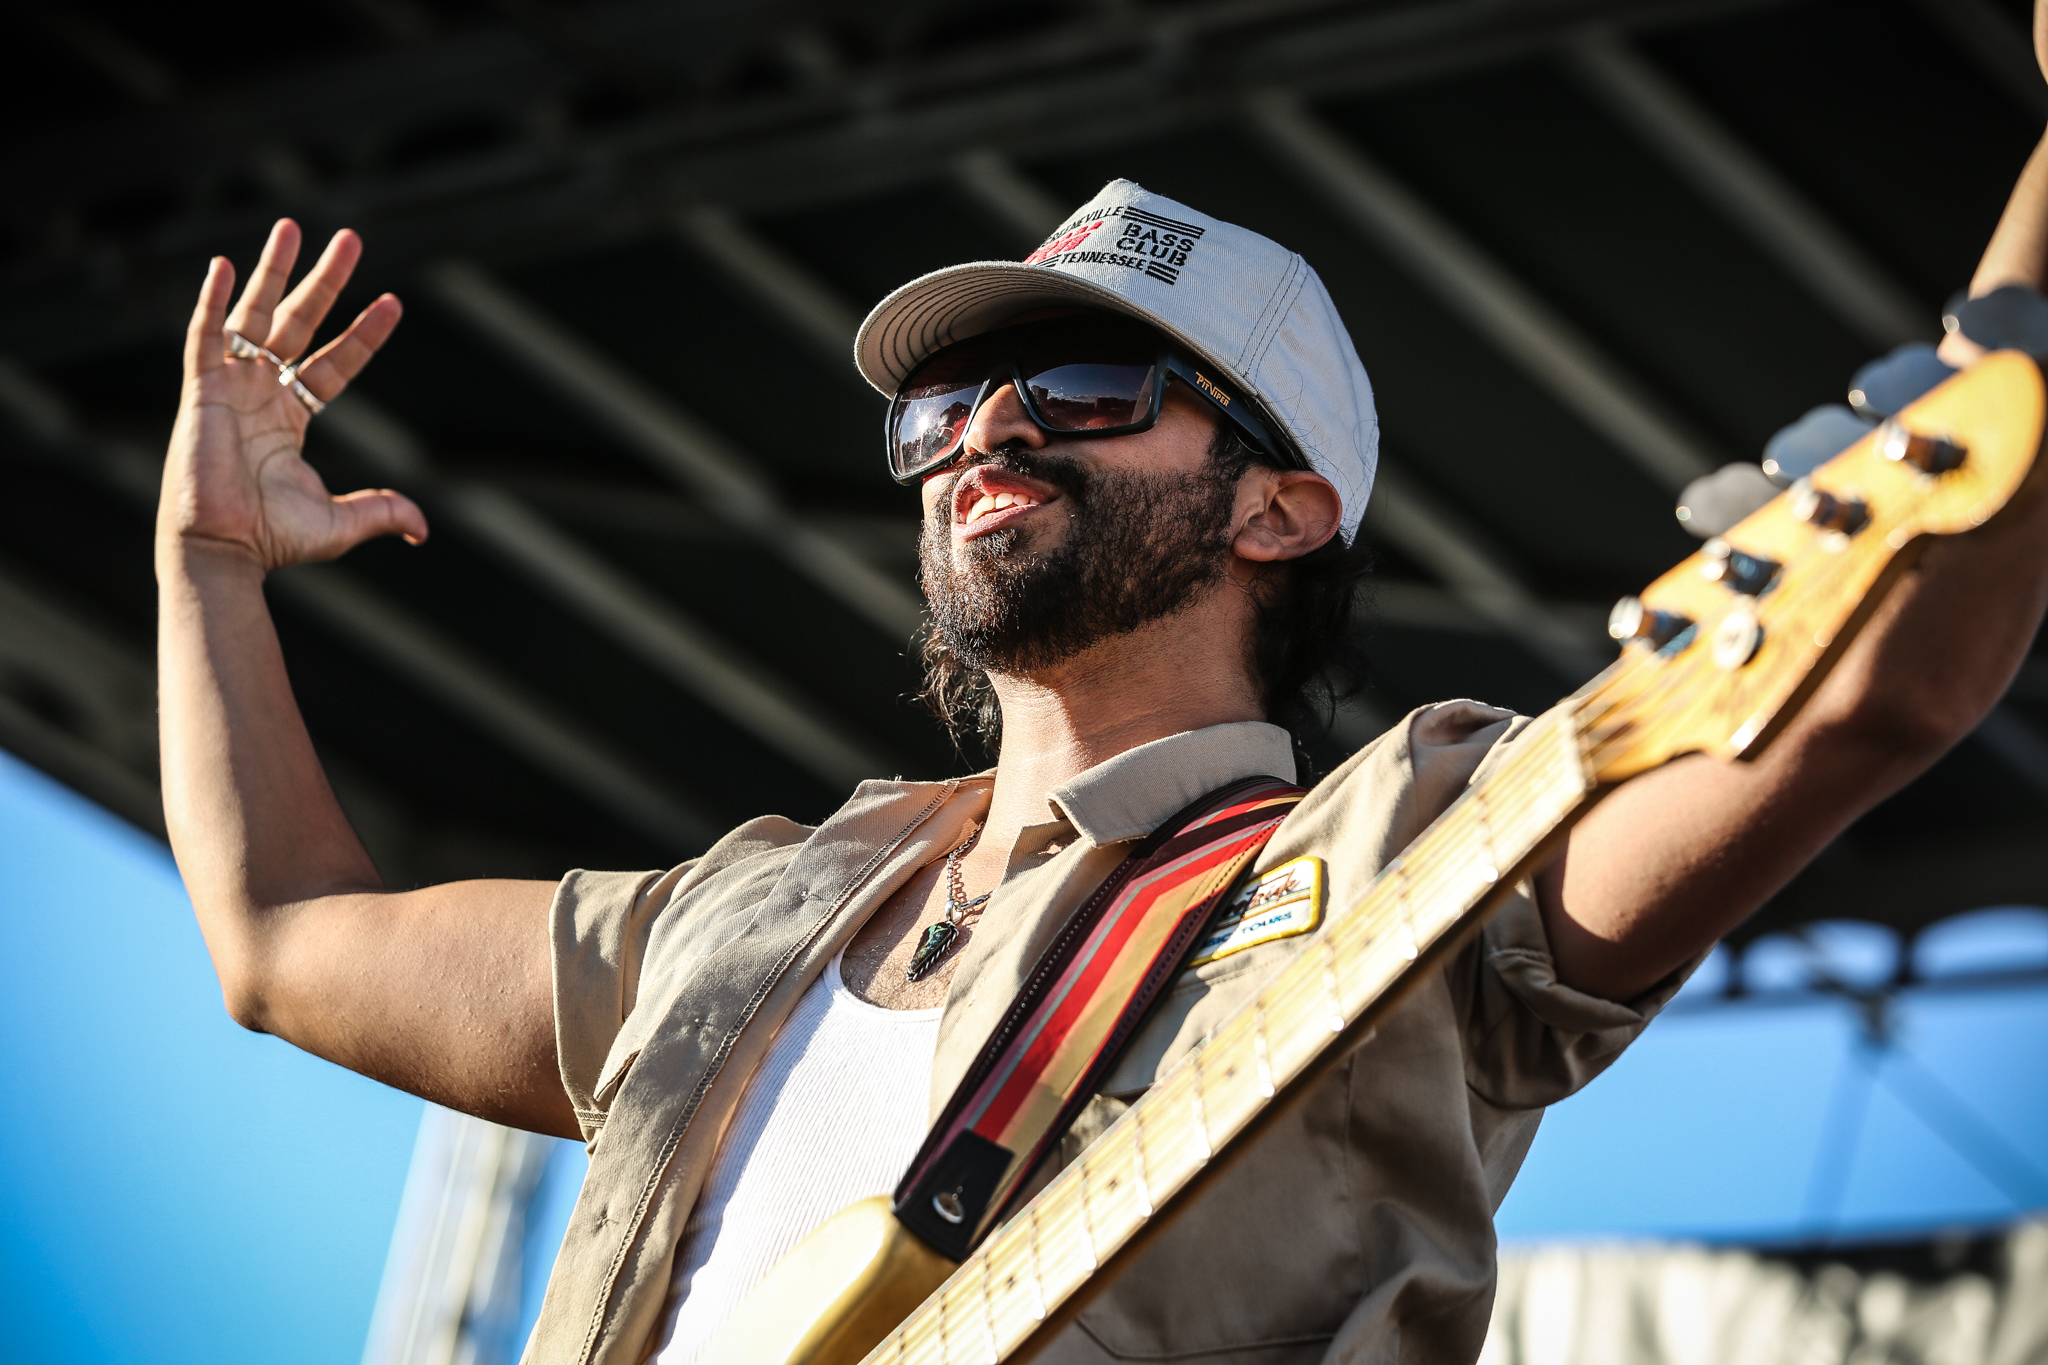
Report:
906,822,992,981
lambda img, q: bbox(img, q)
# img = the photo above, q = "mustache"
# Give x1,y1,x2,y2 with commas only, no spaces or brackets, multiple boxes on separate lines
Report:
946,443,1092,502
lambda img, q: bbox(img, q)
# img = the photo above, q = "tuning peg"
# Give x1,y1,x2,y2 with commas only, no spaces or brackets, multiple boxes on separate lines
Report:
1699,538,1781,596
1948,284,2048,356
1761,405,1875,485
1675,463,1779,539
1879,420,1966,474
1790,479,1871,534
1847,343,1954,420
1609,596,1692,650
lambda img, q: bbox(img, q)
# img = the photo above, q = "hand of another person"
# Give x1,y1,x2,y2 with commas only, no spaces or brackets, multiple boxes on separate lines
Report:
160,218,426,570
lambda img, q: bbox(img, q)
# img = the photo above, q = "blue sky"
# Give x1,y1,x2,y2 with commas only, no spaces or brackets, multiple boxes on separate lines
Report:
2,745,2042,1364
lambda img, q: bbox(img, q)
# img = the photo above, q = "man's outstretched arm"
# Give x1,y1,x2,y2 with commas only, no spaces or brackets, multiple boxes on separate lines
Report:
159,220,575,1138
1538,112,2048,1005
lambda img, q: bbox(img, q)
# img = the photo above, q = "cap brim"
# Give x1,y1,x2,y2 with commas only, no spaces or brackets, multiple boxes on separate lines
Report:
856,262,1237,397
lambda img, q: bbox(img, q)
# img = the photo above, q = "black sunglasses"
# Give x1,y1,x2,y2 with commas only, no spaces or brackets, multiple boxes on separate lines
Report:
885,314,1286,483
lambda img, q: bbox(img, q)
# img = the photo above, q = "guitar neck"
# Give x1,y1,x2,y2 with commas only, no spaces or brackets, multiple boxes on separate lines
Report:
866,708,1597,1365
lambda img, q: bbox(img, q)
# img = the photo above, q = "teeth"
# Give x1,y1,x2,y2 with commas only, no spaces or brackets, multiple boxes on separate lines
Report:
963,489,1042,523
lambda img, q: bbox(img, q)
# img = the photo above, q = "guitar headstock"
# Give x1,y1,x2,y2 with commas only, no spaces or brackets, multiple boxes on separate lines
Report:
1574,349,2044,786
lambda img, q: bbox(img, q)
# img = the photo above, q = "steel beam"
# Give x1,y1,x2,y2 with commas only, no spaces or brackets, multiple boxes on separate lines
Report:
0,359,715,855
675,205,867,373
9,0,1784,214
669,206,877,371
1566,32,1930,351
1366,579,1608,640
1366,461,1613,680
952,148,1068,246
1247,88,1720,493
484,474,922,568
286,568,720,852
0,682,162,836
321,398,892,791
0,562,163,834
424,261,925,641
1,0,1801,360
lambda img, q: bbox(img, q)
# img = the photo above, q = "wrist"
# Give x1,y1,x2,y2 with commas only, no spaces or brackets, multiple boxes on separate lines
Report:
156,533,268,586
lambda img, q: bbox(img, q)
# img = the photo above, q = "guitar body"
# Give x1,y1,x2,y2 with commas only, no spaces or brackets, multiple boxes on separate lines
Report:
708,354,2046,1365
704,1197,952,1365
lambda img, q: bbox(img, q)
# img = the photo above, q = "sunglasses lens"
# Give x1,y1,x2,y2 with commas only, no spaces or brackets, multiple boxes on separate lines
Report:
890,382,982,474
891,332,1008,477
1016,316,1159,432
1023,363,1157,431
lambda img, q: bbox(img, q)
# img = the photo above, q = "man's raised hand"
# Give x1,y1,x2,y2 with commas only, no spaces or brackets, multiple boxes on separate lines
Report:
161,219,427,570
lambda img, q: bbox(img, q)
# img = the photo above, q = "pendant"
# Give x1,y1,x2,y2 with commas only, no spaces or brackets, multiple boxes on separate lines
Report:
906,919,960,982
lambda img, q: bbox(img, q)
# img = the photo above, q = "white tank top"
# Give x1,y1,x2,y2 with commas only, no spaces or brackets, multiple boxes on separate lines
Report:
651,950,943,1365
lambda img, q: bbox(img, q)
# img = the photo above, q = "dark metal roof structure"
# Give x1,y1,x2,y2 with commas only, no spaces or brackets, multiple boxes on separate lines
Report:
3,0,2045,958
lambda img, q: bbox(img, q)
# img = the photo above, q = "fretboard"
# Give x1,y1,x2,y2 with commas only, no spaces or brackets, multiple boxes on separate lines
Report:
865,708,1595,1365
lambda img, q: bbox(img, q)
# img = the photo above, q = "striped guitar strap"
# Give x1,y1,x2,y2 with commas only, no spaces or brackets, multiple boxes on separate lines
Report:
894,775,1306,1261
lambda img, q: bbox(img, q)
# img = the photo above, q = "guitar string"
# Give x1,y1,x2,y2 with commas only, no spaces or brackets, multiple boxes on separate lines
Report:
1026,1206,1047,1321
1131,1107,1153,1216
1076,1151,1099,1269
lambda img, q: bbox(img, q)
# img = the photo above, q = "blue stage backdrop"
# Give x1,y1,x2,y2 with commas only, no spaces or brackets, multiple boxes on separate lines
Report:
0,749,422,1365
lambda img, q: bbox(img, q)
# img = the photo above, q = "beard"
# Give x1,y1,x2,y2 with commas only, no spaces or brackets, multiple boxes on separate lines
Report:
918,445,1241,675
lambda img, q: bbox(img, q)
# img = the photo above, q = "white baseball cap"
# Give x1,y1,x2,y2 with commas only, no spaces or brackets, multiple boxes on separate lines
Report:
855,178,1379,543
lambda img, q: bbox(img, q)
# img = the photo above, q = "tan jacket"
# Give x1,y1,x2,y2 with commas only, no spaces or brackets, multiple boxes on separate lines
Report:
526,703,1695,1365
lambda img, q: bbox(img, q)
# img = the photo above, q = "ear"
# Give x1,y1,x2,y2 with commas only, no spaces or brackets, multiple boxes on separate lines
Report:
1233,469,1343,563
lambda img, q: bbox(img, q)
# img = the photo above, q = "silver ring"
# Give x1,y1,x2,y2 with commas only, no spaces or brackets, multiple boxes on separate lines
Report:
226,330,323,415
277,362,326,415
226,329,286,368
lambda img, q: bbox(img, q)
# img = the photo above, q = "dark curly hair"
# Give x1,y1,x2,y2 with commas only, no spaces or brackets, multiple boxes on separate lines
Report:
916,423,1373,773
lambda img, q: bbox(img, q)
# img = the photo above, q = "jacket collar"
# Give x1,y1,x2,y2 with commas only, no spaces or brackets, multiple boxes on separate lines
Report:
1046,721,1297,846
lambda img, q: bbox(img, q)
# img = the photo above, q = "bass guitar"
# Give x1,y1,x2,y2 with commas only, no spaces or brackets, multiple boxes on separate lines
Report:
710,351,2046,1365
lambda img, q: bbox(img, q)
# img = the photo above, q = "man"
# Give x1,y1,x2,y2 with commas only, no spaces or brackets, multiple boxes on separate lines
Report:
160,153,2048,1362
